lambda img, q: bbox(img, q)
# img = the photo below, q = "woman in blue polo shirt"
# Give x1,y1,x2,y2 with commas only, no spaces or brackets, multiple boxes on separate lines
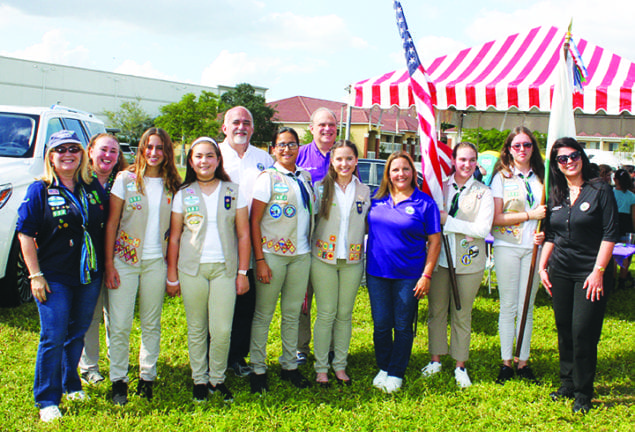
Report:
17,130,106,422
367,151,441,394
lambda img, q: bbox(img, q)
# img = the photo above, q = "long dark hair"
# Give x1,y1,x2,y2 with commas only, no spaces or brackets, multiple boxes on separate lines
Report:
374,151,417,199
182,137,230,187
548,137,594,205
614,168,633,192
319,140,359,219
493,127,544,182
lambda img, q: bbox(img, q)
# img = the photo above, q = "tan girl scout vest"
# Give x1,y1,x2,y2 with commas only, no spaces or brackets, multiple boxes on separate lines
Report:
491,172,542,245
177,181,239,277
445,180,489,274
259,168,314,256
114,171,173,267
312,180,370,264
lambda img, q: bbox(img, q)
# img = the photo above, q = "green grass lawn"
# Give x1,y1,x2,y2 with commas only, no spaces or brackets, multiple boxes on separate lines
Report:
1,274,634,431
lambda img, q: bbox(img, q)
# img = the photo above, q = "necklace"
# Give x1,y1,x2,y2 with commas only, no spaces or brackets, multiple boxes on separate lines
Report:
336,179,352,190
197,177,216,183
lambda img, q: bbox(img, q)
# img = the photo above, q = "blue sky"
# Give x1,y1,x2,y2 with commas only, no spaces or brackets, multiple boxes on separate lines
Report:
0,0,633,103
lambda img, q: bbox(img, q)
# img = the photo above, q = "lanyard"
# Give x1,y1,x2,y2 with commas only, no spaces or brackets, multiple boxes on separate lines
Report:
58,182,98,284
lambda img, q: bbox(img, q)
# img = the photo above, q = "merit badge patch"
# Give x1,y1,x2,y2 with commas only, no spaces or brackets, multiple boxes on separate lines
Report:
273,183,289,193
269,204,282,218
257,163,265,171
184,195,200,206
47,196,66,207
224,195,232,209
283,204,296,218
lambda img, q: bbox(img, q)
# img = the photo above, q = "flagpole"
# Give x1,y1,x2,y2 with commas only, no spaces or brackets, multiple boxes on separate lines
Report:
514,26,573,359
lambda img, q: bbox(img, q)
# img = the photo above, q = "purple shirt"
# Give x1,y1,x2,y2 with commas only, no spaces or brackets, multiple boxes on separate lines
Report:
367,188,441,279
296,140,330,185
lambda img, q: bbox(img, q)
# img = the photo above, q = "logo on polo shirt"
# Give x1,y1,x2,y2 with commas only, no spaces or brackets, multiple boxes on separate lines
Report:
405,206,415,215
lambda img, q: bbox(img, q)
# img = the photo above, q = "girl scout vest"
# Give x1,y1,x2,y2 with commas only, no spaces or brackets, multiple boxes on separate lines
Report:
491,172,542,245
312,180,370,264
177,181,239,277
114,171,173,267
259,168,314,256
445,180,489,274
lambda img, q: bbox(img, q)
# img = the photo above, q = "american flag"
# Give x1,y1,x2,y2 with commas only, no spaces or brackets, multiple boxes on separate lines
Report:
394,0,451,207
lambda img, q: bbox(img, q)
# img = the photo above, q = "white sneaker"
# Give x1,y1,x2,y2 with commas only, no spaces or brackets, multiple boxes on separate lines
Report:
39,405,62,422
381,376,403,394
421,361,442,377
454,367,472,388
372,370,388,389
66,390,89,401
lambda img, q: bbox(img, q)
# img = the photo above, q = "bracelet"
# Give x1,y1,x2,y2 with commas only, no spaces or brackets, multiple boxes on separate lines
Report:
595,265,605,272
29,271,44,279
166,279,180,286
526,212,530,221
255,258,265,262
422,273,432,280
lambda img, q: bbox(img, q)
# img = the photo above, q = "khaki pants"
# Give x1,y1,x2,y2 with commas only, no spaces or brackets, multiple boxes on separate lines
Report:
427,267,483,362
249,253,310,375
180,263,236,385
311,258,363,373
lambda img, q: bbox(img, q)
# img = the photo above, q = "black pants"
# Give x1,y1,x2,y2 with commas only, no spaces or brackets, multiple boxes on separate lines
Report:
550,269,611,400
227,269,256,363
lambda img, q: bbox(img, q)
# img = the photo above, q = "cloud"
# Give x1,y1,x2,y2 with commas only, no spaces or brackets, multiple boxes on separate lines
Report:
256,12,369,51
1,29,90,66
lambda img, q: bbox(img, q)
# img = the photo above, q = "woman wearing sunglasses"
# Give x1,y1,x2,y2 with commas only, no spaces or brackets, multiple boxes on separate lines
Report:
538,137,618,414
248,127,316,393
490,127,546,384
17,131,106,422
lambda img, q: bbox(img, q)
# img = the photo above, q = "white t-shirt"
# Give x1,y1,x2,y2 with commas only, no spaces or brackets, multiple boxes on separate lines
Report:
490,169,541,249
252,163,312,255
220,140,273,212
173,183,247,263
111,176,164,260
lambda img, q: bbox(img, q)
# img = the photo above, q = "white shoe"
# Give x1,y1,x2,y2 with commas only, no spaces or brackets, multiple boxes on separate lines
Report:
373,370,388,389
39,405,62,422
66,390,89,401
421,361,442,377
454,367,472,388
381,376,403,394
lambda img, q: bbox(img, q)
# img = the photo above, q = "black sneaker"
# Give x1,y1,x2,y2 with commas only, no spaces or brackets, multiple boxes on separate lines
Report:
137,379,154,400
296,352,308,365
516,365,539,384
572,396,592,414
280,368,311,389
193,384,208,401
328,350,335,364
112,380,128,406
550,386,575,401
229,359,253,377
209,382,233,402
495,365,514,384
250,373,268,394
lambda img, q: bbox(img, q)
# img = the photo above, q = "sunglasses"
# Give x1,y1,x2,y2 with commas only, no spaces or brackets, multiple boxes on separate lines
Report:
510,142,533,150
275,142,299,150
556,151,581,165
52,145,82,154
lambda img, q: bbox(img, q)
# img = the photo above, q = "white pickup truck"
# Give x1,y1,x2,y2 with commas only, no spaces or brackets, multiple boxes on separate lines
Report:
0,105,106,307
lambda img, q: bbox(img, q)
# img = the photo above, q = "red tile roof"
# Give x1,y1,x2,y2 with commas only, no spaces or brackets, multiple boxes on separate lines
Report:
267,95,419,133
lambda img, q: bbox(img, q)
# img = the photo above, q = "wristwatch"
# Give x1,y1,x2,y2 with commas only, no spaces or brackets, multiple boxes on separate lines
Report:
237,269,248,276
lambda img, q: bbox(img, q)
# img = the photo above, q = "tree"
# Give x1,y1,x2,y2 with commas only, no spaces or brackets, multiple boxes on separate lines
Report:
461,127,547,153
154,91,222,144
103,99,154,146
220,83,279,146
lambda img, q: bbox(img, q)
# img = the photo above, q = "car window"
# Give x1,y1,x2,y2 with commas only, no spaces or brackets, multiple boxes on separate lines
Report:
61,118,89,144
0,114,37,158
358,162,371,185
84,120,106,138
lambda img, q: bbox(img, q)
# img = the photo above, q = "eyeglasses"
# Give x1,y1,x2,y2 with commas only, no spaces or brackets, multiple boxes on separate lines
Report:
556,151,581,165
275,142,299,150
510,142,533,150
52,145,82,154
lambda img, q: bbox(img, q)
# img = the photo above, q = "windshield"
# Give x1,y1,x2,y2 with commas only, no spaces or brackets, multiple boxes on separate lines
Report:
0,113,38,158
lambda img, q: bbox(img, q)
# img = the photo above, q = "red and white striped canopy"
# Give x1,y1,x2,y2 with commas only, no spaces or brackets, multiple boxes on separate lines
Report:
351,26,635,115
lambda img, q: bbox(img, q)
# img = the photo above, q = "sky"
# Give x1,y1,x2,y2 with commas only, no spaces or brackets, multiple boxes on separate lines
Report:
1,0,633,104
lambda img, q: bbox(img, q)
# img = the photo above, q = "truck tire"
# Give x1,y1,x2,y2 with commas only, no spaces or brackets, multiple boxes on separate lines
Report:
0,235,32,307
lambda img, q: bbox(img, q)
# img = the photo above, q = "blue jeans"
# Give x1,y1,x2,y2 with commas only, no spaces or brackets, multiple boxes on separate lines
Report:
33,277,102,408
366,274,418,378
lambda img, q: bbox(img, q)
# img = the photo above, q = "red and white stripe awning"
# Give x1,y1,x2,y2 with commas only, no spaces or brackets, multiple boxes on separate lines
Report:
351,26,635,115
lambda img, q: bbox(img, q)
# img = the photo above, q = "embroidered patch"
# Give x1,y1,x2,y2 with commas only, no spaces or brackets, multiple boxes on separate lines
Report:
461,245,480,266
329,235,337,242
186,206,200,213
356,201,364,214
257,163,265,171
48,189,59,195
129,196,141,203
52,210,67,217
349,244,362,252
225,195,232,209
185,187,195,194
126,182,137,192
269,204,282,218
273,183,289,193
184,195,200,206
349,252,361,261
273,194,288,202
283,204,296,217
186,212,204,225
48,196,66,207
405,206,415,215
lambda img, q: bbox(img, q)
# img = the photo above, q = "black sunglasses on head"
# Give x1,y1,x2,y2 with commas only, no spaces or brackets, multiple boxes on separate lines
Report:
556,151,581,165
